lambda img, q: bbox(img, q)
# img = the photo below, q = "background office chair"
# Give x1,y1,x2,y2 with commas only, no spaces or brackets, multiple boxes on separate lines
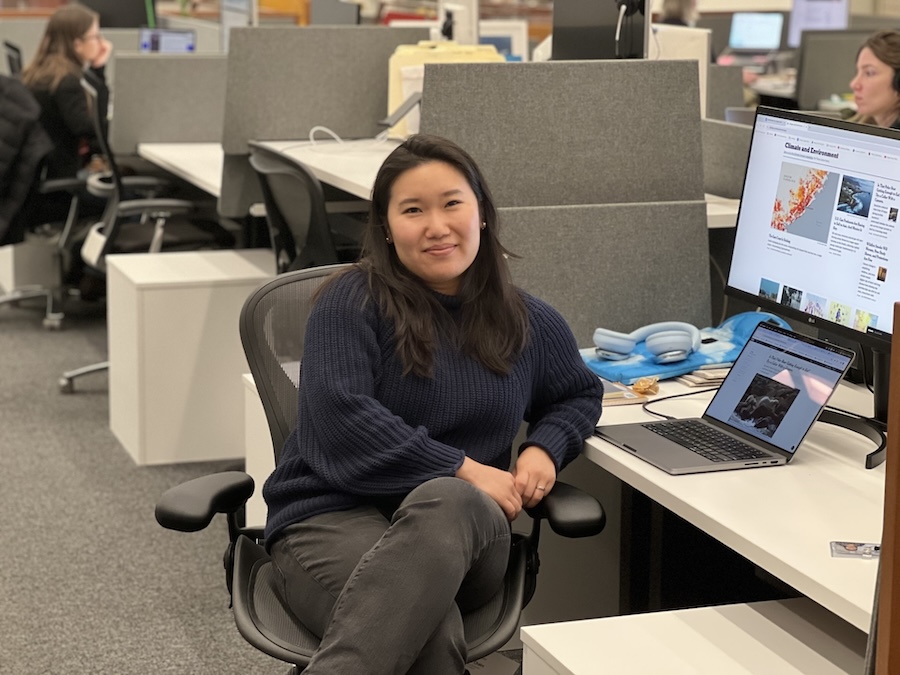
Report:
248,142,363,273
58,76,235,392
155,264,607,672
3,40,23,77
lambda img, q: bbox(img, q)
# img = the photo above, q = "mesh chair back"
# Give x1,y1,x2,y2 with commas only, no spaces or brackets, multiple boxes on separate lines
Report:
3,41,22,76
239,264,352,462
248,142,341,273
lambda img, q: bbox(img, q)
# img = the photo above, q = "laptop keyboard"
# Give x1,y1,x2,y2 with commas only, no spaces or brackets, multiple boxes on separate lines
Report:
643,419,773,462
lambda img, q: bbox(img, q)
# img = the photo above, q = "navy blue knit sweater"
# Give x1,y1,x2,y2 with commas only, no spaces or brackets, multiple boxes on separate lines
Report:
263,268,604,545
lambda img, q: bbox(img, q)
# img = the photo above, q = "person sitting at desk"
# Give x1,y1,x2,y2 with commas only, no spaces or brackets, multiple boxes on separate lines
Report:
263,134,603,674
850,30,900,129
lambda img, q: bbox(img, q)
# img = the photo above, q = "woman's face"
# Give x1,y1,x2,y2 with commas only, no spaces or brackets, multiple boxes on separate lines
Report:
73,19,102,65
851,46,900,126
385,160,482,296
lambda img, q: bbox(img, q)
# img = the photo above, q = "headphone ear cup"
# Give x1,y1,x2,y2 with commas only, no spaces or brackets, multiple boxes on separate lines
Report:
644,330,694,361
592,327,638,359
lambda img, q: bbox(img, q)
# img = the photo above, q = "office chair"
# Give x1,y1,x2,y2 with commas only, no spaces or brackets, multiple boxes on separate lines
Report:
248,142,363,273
155,264,607,672
3,40,23,77
58,75,235,393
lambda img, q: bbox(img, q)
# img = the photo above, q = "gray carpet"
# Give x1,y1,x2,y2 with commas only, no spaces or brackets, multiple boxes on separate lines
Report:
0,296,523,674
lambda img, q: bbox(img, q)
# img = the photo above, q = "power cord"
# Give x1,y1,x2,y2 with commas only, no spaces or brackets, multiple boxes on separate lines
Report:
640,386,720,420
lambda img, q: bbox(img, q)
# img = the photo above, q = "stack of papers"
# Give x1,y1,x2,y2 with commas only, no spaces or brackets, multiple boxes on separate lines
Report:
675,367,730,388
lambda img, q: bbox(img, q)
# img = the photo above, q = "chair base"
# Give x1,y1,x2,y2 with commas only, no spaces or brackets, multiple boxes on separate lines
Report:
0,286,65,330
60,360,109,394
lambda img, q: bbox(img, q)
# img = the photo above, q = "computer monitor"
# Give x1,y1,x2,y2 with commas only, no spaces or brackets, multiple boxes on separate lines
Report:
551,0,649,60
138,28,196,54
725,107,898,424
80,0,157,29
728,12,783,52
787,0,849,49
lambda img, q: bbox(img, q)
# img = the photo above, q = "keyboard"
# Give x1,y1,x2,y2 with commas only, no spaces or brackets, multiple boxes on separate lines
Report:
644,419,772,463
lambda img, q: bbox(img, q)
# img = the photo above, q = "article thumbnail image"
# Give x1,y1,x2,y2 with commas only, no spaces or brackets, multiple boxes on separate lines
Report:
729,374,800,438
828,301,852,326
759,278,780,301
780,285,802,310
837,175,874,218
854,310,878,332
771,163,838,243
803,293,827,317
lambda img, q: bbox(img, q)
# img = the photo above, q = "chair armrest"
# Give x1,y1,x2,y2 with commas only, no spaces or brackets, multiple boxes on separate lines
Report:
525,481,606,538
39,178,85,195
116,198,195,218
155,471,254,533
121,175,170,192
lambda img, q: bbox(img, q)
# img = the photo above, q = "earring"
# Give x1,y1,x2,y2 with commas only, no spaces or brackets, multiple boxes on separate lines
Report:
481,221,486,230
385,236,392,243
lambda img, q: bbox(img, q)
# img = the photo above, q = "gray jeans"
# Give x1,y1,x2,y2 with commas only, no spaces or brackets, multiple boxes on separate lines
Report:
269,476,512,675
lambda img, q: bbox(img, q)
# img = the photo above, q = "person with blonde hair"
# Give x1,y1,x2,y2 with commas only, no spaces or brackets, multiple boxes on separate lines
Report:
659,0,698,27
850,30,900,129
22,3,113,179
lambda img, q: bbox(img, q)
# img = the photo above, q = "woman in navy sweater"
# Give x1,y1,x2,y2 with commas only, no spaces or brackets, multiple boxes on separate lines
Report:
264,134,603,674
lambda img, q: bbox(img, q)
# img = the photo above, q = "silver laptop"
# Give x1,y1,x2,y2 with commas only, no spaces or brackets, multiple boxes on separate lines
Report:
594,322,854,475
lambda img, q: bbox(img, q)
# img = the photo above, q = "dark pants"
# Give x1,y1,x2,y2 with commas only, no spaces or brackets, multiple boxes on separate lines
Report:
270,477,512,675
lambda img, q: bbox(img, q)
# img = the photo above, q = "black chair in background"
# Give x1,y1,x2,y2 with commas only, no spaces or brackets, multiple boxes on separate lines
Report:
156,264,607,672
248,142,363,273
58,76,235,392
3,40,23,77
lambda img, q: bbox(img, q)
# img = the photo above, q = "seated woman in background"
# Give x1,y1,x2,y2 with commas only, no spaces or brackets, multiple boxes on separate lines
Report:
264,134,604,674
850,30,900,129
22,3,112,181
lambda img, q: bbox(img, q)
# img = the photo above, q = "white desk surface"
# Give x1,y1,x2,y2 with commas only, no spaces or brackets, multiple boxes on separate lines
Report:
521,597,866,675
136,140,741,229
587,380,883,632
137,142,223,198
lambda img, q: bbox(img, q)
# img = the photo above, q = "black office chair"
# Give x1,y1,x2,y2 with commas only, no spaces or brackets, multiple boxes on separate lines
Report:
248,142,363,274
155,264,607,672
58,75,235,392
3,40,23,77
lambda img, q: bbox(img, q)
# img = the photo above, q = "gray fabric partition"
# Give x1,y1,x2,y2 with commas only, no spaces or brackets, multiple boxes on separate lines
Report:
221,26,429,154
796,30,871,111
110,54,227,154
701,118,750,200
499,202,711,347
419,60,704,207
706,65,744,122
695,15,731,60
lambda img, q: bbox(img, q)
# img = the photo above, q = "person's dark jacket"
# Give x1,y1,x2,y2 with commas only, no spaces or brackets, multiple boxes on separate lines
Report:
0,75,53,245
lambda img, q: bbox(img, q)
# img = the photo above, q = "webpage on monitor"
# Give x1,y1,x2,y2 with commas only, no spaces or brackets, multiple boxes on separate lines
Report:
728,113,900,341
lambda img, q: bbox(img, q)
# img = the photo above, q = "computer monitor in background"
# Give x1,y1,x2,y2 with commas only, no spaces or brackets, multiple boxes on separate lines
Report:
728,12,784,52
725,107,899,425
788,0,849,49
551,0,649,60
80,0,157,29
138,28,197,54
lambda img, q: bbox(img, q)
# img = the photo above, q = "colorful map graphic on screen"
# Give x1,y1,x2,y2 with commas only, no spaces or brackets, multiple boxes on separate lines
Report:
771,163,840,241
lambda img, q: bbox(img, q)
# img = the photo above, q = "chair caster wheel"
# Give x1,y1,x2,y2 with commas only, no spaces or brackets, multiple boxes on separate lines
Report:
59,377,74,394
43,316,63,330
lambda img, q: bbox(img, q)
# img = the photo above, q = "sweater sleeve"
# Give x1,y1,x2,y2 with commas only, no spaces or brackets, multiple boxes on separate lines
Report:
54,75,95,141
520,297,604,472
297,273,466,496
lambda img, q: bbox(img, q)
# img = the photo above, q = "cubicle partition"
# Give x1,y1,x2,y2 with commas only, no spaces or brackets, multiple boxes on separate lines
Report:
419,60,704,207
218,25,429,216
795,29,870,110
110,54,227,154
0,18,45,75
706,64,745,121
701,118,751,200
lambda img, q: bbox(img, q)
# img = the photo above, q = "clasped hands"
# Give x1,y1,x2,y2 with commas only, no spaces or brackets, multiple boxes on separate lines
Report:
456,445,556,521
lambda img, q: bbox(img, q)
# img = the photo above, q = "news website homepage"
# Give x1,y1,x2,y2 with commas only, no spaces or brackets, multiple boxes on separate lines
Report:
728,115,900,341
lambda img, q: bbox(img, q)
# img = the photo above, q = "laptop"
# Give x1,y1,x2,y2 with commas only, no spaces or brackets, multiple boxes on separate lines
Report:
593,322,854,475
138,28,197,54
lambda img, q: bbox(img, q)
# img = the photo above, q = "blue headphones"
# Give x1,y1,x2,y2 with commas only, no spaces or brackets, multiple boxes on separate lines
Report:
593,321,701,364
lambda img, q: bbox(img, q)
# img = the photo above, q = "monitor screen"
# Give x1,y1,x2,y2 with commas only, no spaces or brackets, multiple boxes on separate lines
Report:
787,0,849,49
138,28,196,54
728,12,783,52
80,0,156,29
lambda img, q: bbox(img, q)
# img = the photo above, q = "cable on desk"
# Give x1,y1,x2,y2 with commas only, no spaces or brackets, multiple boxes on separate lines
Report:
305,126,392,152
640,387,719,420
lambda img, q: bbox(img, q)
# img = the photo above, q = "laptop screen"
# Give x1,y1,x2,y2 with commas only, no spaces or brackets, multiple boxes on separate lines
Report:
728,13,783,52
138,28,196,53
704,323,853,454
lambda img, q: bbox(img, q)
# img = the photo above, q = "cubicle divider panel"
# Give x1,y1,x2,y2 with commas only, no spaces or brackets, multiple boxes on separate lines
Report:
221,26,429,155
796,30,871,111
110,54,227,154
0,18,46,75
701,118,751,200
706,64,745,122
419,60,704,208
498,201,711,346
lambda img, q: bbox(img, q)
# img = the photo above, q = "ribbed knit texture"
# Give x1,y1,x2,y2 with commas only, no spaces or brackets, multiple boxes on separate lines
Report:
263,268,604,544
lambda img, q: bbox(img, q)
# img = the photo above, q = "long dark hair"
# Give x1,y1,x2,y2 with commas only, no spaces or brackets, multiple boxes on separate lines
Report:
357,134,528,378
22,4,98,92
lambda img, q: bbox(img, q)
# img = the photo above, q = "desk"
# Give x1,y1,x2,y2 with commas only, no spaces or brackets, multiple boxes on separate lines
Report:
137,142,223,198
521,597,866,674
751,73,797,102
587,380,883,632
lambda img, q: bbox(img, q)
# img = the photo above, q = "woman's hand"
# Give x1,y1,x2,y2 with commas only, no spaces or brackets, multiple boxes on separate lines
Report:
92,38,113,68
456,457,522,521
512,446,557,508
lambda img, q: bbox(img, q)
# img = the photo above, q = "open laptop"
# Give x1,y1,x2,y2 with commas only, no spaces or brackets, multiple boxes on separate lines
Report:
138,28,197,54
594,322,854,475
